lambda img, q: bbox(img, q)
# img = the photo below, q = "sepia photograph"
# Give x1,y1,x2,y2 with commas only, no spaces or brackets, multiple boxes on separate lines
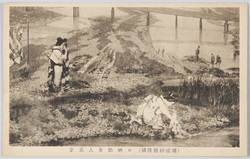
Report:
2,3,248,156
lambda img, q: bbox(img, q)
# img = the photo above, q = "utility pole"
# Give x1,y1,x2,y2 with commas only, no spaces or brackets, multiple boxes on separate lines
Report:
111,7,115,23
147,12,150,26
199,18,202,30
27,21,29,64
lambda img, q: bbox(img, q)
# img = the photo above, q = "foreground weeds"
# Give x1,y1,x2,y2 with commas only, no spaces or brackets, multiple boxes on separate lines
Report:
178,77,239,125
178,77,239,106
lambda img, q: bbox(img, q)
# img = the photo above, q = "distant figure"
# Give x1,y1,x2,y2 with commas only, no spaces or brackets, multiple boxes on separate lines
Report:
162,49,165,58
211,53,215,68
233,51,236,61
216,55,221,68
195,46,200,61
233,49,239,61
157,48,160,54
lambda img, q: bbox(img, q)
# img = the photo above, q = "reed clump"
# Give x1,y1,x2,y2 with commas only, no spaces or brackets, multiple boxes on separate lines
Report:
178,77,239,107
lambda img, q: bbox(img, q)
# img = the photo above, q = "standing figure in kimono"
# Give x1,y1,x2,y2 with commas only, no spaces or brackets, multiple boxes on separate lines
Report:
48,37,68,92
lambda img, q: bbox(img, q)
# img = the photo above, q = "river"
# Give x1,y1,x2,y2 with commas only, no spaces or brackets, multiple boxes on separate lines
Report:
23,7,239,71
61,127,239,147
149,12,239,70
22,7,128,46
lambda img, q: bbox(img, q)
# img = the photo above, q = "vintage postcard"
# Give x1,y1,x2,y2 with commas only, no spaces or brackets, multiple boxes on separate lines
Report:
3,3,248,156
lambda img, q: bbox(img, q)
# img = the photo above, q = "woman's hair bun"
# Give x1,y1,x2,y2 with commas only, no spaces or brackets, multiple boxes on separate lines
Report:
56,37,64,46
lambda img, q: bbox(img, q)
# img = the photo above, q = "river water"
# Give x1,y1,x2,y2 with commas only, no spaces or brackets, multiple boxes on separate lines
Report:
23,7,128,46
23,8,239,71
62,127,239,147
149,13,239,70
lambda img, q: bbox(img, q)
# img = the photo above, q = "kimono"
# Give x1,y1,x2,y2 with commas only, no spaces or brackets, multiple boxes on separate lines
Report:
48,45,68,91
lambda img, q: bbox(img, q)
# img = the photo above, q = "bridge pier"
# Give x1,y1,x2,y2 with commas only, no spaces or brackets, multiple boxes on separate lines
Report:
111,7,115,23
73,7,79,17
175,15,178,28
224,20,229,32
147,12,150,26
175,28,178,40
199,18,202,30
199,30,202,42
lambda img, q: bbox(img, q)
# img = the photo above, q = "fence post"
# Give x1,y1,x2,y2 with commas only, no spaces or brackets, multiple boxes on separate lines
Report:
27,21,29,64
111,7,115,22
224,20,229,32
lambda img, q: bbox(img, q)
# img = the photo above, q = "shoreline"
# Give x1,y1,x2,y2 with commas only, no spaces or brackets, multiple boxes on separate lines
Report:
43,126,239,147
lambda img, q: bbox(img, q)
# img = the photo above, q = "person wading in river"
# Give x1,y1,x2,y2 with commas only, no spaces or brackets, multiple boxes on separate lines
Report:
195,46,200,61
211,53,215,68
47,37,68,92
216,55,222,69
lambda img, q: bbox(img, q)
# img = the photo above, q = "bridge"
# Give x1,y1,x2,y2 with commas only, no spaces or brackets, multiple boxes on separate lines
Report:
73,7,115,22
72,7,238,32
137,7,239,32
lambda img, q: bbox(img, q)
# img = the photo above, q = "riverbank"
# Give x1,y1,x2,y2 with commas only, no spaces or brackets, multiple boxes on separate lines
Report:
48,126,239,147
9,7,239,146
10,7,63,27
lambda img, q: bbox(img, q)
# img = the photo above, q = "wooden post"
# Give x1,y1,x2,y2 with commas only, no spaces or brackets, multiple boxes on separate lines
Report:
147,12,150,26
27,21,29,64
199,30,202,42
73,7,79,17
175,15,178,28
224,20,229,32
199,18,202,30
111,7,115,22
175,28,178,40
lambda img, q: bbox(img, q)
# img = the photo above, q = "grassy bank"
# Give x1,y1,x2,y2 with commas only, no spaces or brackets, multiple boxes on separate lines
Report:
10,78,236,146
